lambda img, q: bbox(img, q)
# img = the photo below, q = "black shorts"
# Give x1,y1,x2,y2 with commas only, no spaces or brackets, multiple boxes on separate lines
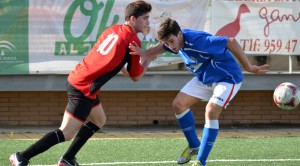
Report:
65,81,100,122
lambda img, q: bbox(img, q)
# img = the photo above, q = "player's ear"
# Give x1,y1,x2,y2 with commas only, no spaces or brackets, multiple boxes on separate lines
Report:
178,31,184,45
177,31,183,38
129,16,136,24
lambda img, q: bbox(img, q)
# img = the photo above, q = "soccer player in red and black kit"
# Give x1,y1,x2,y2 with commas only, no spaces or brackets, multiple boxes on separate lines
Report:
9,1,156,166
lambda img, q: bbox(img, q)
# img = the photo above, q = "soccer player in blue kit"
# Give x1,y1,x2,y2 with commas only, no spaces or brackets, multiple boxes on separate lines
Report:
130,18,269,166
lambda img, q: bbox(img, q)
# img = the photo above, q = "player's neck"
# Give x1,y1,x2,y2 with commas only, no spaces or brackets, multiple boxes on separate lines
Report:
124,22,136,33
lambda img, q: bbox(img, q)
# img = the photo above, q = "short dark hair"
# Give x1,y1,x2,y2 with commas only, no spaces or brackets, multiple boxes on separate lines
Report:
125,0,152,21
157,18,181,41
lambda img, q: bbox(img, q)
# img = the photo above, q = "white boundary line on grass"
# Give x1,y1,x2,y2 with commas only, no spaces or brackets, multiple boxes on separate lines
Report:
30,159,300,166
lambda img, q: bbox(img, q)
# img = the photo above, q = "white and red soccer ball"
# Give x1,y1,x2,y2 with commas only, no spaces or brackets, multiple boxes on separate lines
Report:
273,82,300,110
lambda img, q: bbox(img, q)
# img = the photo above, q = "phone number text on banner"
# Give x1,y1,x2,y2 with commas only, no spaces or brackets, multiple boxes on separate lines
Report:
211,0,300,55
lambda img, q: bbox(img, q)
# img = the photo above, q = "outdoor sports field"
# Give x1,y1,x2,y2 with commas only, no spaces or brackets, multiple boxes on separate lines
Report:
1,127,300,166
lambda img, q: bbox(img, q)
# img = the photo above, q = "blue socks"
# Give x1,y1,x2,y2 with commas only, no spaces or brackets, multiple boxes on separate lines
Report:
177,110,220,166
176,109,200,148
197,120,219,165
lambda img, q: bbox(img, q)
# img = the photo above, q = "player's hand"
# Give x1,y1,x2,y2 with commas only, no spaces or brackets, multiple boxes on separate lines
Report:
129,41,146,56
145,44,159,60
248,64,269,74
129,41,158,60
120,66,129,77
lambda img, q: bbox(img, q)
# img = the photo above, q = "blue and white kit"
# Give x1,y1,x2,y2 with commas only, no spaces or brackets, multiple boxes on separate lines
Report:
163,29,244,107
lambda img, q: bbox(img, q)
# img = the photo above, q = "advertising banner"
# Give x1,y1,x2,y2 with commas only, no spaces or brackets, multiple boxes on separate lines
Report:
27,0,208,74
1,0,299,74
0,1,29,74
211,0,300,56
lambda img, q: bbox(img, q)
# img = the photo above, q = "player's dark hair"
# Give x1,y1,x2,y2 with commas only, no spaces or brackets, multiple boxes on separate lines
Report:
125,0,152,21
157,18,181,41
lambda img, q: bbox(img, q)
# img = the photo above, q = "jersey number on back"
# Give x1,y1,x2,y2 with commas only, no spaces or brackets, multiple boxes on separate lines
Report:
96,34,118,55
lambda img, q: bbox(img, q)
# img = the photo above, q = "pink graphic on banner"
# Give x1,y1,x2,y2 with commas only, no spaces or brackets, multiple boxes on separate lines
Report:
215,4,250,37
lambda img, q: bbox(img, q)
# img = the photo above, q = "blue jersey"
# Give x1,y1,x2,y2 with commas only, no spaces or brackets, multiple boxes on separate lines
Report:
164,29,243,84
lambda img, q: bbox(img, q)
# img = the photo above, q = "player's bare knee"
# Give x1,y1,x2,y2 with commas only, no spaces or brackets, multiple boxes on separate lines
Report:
205,106,222,119
205,110,219,119
172,99,187,113
93,120,106,128
91,116,106,128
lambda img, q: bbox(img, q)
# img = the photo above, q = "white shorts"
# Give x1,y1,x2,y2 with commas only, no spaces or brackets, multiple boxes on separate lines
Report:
180,77,242,108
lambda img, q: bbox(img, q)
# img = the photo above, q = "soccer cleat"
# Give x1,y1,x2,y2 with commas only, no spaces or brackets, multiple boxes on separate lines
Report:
9,153,29,166
192,160,204,166
58,157,80,166
177,147,199,164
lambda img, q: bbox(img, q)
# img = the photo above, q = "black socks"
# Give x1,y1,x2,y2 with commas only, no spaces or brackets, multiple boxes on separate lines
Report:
18,122,99,161
62,121,100,160
20,129,65,160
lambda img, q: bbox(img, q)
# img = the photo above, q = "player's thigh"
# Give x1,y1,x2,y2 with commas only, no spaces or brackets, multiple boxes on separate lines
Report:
65,97,94,122
173,92,200,112
88,103,106,128
65,81,95,122
61,97,95,139
209,82,242,108
180,77,213,101
174,77,211,112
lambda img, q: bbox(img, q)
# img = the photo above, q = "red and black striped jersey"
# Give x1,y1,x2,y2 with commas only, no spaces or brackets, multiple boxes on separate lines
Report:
68,24,144,99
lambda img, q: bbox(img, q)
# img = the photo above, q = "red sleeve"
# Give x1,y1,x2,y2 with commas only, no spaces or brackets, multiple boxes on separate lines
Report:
127,35,144,77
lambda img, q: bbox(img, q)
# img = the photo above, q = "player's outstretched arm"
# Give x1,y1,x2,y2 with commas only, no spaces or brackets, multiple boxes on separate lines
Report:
226,37,269,74
126,42,165,82
129,41,165,60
